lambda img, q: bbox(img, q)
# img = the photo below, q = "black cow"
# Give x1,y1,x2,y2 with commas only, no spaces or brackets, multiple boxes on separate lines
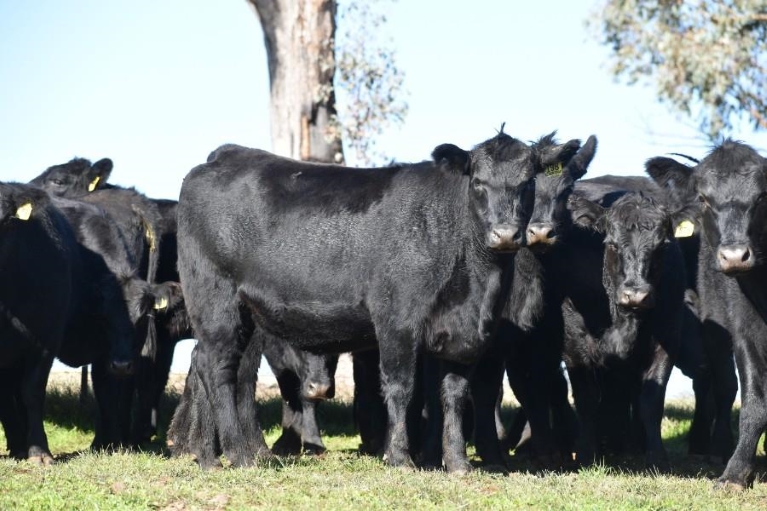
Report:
0,183,138,461
644,159,738,463
34,158,340,451
0,184,81,464
642,140,767,489
470,134,597,469
171,130,581,472
574,172,732,463
51,196,155,449
560,191,686,469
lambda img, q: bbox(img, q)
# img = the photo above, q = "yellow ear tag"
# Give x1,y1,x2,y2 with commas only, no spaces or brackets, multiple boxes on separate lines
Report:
15,203,33,221
154,296,168,310
674,220,695,238
88,176,100,192
544,162,563,177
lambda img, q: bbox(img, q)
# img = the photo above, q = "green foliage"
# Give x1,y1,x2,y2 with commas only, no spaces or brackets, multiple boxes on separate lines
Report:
589,0,767,139
334,1,409,166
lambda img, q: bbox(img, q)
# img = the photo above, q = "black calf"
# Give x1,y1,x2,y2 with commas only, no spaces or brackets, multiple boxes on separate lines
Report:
172,131,580,471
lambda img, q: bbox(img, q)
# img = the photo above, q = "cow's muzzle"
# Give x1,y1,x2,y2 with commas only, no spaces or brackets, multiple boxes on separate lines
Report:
303,381,334,401
617,286,655,310
717,244,754,275
526,223,556,249
487,224,522,252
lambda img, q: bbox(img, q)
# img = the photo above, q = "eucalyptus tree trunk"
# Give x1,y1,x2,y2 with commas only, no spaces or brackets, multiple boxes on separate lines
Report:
248,0,345,164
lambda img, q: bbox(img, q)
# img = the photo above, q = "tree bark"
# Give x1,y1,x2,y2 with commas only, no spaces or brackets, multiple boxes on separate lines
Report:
248,0,344,164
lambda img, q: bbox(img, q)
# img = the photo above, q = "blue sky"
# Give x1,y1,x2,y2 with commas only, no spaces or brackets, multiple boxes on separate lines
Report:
1,1,762,393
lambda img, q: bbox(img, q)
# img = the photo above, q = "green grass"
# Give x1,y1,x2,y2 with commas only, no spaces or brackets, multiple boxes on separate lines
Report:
2,386,767,510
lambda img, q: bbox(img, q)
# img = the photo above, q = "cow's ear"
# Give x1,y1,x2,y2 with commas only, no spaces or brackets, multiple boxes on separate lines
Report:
645,157,694,205
568,194,605,232
538,138,581,176
567,135,597,181
86,158,113,192
432,144,470,175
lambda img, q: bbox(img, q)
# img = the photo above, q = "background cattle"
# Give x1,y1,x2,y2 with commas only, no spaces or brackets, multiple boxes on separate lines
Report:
171,131,581,472
471,133,598,469
643,140,767,489
0,183,81,464
50,196,155,449
561,191,687,469
37,156,341,451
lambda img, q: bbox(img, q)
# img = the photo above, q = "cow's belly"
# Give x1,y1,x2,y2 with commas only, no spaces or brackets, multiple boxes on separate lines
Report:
240,291,377,350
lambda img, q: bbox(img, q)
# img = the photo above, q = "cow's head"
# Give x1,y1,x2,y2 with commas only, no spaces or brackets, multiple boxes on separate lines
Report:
432,127,580,252
695,141,767,275
0,183,49,228
526,134,597,251
266,340,338,402
570,192,675,312
647,141,767,275
30,157,112,198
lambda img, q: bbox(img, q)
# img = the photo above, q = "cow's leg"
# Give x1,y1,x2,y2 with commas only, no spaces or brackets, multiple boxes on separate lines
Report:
91,360,122,451
20,355,55,465
717,348,767,489
549,365,577,461
638,346,673,471
419,354,443,468
134,332,176,444
300,399,326,454
688,371,713,457
377,335,416,468
441,361,474,474
567,366,599,466
186,359,221,469
271,375,303,456
471,340,507,469
236,335,271,460
0,367,27,459
708,335,737,464
352,349,387,456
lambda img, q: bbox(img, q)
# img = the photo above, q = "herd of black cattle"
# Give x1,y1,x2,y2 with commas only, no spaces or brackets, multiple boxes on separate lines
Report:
2,127,767,489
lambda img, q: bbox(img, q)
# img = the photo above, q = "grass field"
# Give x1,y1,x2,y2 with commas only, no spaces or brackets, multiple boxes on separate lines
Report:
2,377,767,510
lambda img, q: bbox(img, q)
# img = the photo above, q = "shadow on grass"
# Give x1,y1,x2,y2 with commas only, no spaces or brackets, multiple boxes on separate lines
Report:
35,386,767,482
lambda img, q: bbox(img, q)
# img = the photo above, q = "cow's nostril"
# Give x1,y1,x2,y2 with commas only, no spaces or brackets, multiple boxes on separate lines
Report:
110,360,134,376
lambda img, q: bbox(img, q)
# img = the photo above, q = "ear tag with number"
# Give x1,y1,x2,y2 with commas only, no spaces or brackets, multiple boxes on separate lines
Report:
544,162,563,177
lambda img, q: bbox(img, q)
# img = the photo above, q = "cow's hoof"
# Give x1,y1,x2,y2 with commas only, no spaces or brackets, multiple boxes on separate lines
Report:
271,436,301,456
27,453,55,466
482,463,508,474
444,458,473,476
302,442,327,456
715,478,748,492
383,451,416,470
196,455,224,470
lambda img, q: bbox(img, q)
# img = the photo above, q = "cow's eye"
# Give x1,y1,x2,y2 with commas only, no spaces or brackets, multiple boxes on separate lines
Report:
756,193,767,204
698,195,710,208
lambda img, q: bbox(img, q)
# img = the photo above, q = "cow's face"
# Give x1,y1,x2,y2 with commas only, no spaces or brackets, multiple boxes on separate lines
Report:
300,351,338,401
694,141,767,275
30,157,112,198
433,130,580,253
527,135,597,251
570,193,671,312
603,194,671,311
